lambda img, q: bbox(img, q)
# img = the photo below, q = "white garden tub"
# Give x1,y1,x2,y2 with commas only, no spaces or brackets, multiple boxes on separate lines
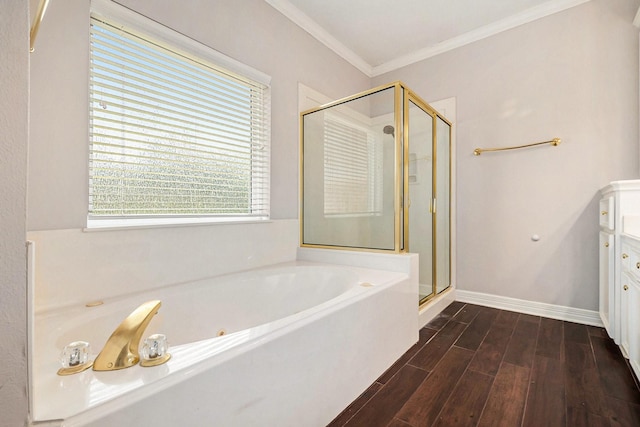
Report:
31,260,416,426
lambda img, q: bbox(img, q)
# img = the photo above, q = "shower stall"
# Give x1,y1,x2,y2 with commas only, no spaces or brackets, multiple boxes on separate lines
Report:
300,82,452,305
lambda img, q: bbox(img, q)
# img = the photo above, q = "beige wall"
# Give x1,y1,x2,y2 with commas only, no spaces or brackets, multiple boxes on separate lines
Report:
1,1,29,425
28,0,370,230
374,0,640,310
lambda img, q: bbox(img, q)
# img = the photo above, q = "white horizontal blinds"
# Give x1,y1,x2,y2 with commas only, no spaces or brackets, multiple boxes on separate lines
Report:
89,18,269,218
323,116,381,215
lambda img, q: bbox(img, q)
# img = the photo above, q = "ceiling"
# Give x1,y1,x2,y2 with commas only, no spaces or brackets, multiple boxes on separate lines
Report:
265,0,592,77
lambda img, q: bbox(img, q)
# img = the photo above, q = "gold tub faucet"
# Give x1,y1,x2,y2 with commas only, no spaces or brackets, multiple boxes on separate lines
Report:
93,300,161,371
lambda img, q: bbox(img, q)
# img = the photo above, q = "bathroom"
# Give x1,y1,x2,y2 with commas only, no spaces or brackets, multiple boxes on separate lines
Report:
2,0,640,425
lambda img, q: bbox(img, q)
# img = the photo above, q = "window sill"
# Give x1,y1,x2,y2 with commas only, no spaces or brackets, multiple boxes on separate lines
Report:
84,216,271,232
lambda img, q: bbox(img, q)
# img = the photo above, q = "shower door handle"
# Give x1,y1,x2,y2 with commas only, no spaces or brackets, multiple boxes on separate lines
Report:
429,198,436,214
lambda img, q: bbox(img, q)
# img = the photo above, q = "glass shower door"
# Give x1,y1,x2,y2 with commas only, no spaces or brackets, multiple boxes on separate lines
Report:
407,99,434,302
435,116,451,294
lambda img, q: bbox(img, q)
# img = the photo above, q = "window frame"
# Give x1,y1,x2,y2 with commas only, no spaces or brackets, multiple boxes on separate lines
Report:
87,0,271,229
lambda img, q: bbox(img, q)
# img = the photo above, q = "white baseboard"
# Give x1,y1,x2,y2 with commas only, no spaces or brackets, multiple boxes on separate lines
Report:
456,290,603,327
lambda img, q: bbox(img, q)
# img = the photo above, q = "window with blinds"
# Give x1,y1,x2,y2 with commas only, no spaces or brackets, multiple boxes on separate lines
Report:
323,116,382,216
88,12,270,226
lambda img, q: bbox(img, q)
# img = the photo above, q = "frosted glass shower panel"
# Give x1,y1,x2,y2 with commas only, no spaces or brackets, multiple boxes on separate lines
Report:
302,88,396,250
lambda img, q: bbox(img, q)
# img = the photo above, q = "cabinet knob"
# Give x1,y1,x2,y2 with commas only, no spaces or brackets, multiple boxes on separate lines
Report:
601,211,608,215
636,262,640,269
624,285,629,291
622,253,628,258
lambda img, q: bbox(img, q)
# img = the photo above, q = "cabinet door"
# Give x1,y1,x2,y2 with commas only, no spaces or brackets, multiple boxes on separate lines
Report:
599,197,614,230
599,232,614,337
621,273,632,357
626,278,640,378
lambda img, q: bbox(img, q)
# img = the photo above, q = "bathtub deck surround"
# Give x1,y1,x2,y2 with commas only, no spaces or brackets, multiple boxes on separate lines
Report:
31,252,418,425
27,220,300,312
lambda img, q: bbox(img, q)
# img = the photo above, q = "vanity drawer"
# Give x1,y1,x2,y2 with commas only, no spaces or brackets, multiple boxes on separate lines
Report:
622,240,640,280
600,197,614,230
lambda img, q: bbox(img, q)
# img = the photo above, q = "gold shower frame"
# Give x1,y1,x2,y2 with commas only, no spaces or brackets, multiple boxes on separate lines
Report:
299,82,404,253
404,88,453,304
299,81,452,302
299,82,451,245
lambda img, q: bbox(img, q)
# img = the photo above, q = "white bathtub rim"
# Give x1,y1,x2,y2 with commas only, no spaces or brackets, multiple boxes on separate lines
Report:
32,261,392,370
32,263,409,424
33,260,356,317
34,262,362,361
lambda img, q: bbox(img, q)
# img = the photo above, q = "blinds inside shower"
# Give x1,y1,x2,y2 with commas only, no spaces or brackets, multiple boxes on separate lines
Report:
323,115,382,216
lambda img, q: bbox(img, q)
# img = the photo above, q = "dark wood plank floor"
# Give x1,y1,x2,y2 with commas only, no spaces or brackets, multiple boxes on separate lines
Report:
328,302,640,427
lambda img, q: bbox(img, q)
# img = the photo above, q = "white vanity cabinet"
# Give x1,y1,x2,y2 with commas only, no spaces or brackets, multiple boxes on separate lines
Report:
620,236,640,379
599,180,640,344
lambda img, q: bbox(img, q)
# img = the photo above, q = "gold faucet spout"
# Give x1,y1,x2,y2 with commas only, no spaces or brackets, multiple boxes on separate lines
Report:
93,300,161,371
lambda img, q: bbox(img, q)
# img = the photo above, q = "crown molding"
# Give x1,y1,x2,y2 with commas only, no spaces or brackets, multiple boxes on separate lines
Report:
264,0,373,77
372,0,592,76
266,0,592,78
